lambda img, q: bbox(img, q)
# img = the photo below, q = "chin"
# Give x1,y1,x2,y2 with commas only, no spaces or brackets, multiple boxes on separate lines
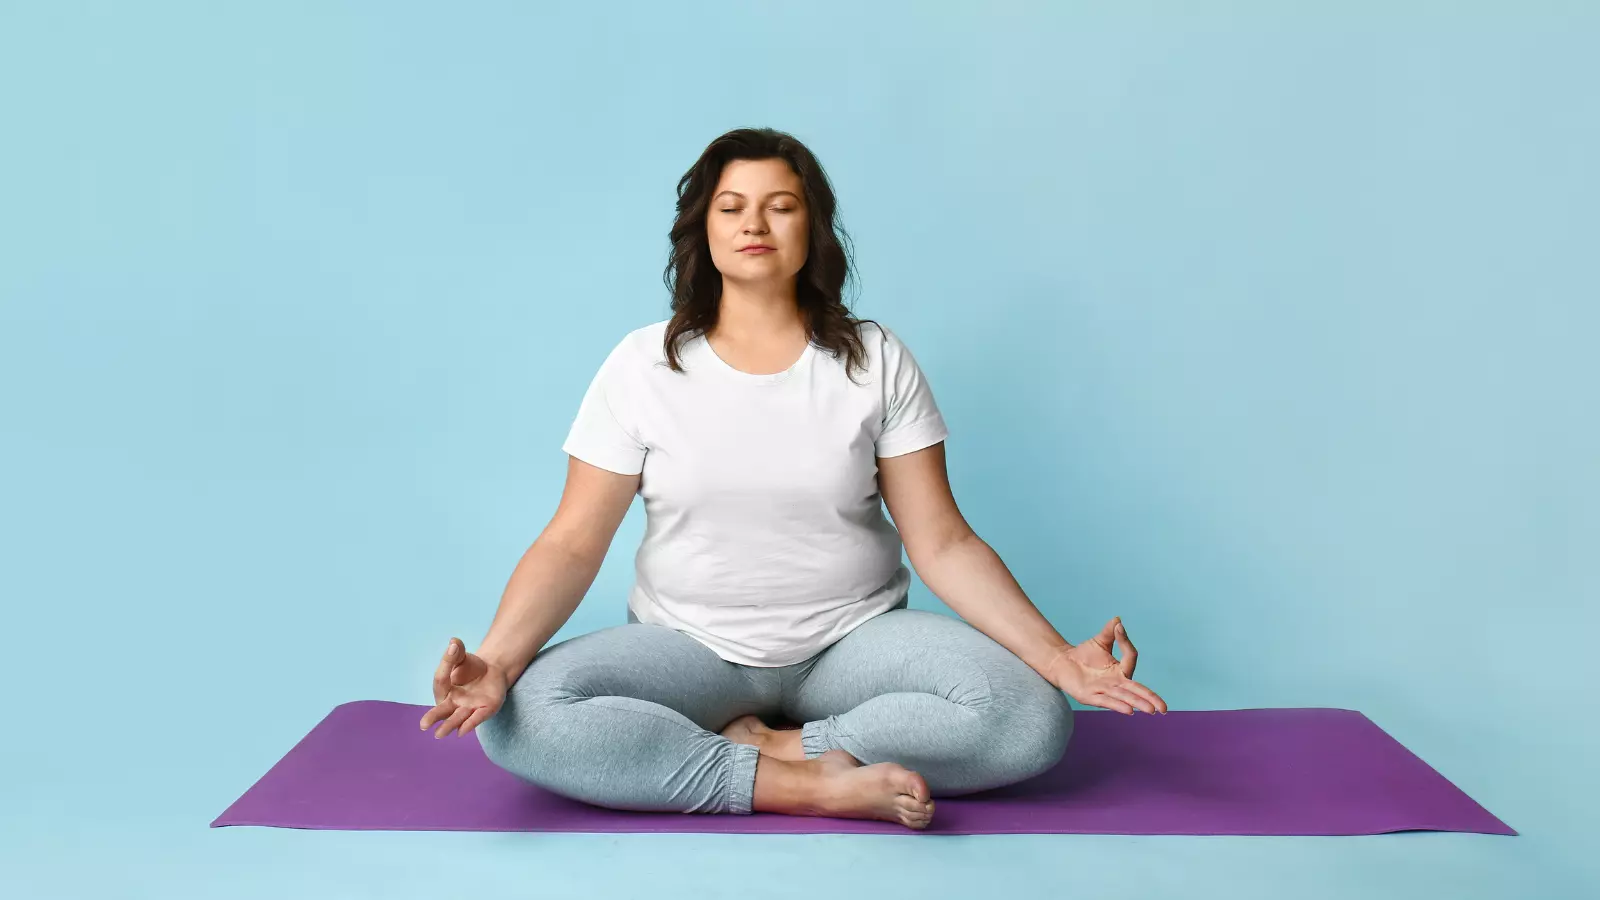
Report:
726,256,791,272
725,269,797,286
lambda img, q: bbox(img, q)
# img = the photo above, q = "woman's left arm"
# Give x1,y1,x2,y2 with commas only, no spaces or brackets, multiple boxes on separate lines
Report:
878,442,1167,715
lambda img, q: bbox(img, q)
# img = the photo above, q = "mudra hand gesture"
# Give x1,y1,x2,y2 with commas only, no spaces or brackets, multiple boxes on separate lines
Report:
1047,617,1167,715
419,638,509,738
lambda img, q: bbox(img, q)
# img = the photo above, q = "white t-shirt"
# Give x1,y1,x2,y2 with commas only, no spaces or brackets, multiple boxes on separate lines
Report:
561,318,949,666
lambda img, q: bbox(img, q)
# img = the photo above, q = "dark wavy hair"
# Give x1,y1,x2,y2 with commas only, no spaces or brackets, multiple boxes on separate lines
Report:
662,127,875,380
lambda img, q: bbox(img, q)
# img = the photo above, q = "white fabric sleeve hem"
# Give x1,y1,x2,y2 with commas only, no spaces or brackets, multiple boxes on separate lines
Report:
874,415,949,459
561,438,645,476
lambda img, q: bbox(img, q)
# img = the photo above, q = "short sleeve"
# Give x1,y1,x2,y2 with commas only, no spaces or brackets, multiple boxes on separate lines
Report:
874,326,949,458
561,336,647,475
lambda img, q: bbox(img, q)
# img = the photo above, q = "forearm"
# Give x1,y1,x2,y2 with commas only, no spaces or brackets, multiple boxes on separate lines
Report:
911,533,1072,679
474,536,601,684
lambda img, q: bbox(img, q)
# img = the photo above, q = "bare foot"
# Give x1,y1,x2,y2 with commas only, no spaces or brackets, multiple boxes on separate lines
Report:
720,714,770,748
721,715,806,761
754,749,935,830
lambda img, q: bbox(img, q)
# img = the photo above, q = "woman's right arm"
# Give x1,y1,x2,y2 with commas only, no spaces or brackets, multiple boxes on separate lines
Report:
473,456,641,684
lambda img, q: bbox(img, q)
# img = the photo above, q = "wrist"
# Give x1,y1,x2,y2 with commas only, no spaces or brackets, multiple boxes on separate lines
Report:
476,651,519,686
1039,642,1075,690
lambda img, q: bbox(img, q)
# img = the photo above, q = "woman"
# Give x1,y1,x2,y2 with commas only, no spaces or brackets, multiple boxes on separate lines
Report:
419,127,1167,830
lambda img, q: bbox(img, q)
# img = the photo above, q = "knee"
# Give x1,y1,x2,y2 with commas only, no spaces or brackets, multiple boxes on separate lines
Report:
472,700,521,769
473,687,535,776
987,683,1074,780
473,663,569,781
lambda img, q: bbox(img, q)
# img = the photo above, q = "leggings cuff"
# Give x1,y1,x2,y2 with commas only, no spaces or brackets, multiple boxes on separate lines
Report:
800,719,835,758
724,741,760,815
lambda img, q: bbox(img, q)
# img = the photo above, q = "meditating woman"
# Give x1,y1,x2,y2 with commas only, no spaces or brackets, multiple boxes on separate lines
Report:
419,127,1167,830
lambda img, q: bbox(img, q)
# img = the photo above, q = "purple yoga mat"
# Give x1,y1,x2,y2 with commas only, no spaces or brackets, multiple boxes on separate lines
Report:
211,700,1513,836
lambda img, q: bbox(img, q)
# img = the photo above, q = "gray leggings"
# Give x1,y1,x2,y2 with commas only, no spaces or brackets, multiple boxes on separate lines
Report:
475,605,1075,815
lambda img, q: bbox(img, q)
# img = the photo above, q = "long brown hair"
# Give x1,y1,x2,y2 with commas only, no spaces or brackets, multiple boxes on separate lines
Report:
661,127,875,380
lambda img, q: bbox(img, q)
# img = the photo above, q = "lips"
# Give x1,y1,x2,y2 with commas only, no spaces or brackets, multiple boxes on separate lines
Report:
739,246,775,254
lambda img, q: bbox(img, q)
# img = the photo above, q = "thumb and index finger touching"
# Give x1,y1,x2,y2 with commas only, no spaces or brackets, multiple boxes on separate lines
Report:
430,638,488,702
1093,616,1139,678
1112,617,1138,678
422,638,490,731
1106,617,1168,714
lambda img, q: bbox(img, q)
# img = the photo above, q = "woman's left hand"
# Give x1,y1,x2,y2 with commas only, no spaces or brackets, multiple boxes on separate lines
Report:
1047,617,1168,715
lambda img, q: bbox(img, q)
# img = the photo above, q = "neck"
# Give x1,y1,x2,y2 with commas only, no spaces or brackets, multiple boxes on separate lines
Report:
713,278,805,342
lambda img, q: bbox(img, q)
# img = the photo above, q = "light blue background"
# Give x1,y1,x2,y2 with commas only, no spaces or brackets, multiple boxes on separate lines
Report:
2,1,1595,897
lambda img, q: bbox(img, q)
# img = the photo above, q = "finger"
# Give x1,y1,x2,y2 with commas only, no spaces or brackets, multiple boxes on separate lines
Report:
450,649,489,687
419,701,454,731
1092,617,1119,649
459,705,494,736
432,639,462,704
1126,680,1168,714
434,705,472,739
1114,618,1138,678
1090,692,1136,715
1111,686,1157,715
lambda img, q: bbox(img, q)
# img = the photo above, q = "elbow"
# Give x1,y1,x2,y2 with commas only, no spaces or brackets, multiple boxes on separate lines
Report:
905,526,979,575
534,530,607,574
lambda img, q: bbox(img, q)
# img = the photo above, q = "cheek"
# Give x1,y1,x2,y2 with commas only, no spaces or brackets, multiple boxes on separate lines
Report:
786,219,810,255
705,219,735,261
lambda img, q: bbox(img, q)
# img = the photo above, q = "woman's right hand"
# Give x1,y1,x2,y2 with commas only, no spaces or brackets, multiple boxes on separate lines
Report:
419,638,508,738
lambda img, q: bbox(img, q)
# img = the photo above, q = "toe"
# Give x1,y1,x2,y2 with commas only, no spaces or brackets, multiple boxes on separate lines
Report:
892,768,931,804
899,803,934,830
894,793,935,825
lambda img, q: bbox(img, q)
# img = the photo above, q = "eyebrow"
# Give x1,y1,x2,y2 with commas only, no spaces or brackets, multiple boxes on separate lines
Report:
713,190,801,201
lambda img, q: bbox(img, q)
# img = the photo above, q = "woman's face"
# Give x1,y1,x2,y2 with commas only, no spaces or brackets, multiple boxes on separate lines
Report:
705,158,809,286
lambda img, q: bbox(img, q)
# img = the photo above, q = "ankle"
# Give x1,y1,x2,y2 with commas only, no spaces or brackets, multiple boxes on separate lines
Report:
766,727,805,761
753,755,833,816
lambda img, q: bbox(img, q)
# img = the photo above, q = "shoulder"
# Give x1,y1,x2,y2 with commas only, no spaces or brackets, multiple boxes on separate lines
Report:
854,319,918,352
622,318,672,358
598,319,672,371
851,319,919,371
